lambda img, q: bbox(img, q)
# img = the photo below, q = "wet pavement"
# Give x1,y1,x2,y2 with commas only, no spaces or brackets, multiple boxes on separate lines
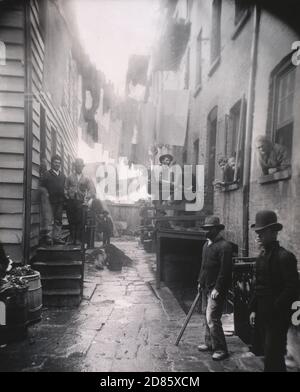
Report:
0,238,264,372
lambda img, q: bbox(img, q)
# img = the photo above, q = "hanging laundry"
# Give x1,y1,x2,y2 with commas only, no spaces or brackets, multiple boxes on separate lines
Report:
156,90,189,147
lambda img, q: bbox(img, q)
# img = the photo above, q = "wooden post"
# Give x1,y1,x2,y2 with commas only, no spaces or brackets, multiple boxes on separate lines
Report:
23,0,33,265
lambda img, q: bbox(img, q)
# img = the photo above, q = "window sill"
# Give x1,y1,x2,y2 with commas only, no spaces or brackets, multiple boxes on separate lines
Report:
231,9,251,41
193,83,202,98
258,168,291,185
208,55,221,78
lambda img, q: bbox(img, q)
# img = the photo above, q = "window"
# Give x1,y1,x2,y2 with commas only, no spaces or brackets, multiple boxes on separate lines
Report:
210,0,222,65
224,96,247,187
266,57,296,161
256,59,294,184
195,31,202,89
231,0,251,40
51,127,57,157
234,0,250,25
273,66,295,156
228,101,241,158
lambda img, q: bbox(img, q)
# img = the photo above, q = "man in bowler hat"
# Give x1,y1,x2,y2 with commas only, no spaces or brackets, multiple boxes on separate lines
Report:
249,210,299,372
197,216,233,360
65,158,96,245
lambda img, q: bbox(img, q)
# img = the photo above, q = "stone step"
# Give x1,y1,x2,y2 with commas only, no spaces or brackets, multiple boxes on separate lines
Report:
42,289,82,307
43,288,81,296
36,246,84,262
42,274,82,280
33,261,83,277
41,275,82,290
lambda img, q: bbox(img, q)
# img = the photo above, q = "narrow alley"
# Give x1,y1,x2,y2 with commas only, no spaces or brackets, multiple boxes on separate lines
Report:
1,0,300,374
0,239,263,372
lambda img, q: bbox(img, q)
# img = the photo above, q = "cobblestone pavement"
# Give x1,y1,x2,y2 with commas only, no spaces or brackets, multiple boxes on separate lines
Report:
0,238,264,372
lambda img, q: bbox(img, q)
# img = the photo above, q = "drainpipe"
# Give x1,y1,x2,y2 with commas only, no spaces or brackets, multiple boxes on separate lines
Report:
23,1,33,265
242,5,260,257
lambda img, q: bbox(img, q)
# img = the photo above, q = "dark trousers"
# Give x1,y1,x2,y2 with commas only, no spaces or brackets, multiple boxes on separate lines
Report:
66,199,84,243
51,202,63,240
103,232,110,246
202,288,228,353
255,301,289,372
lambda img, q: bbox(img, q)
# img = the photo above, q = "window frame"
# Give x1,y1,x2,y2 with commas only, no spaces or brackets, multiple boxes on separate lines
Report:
221,96,246,192
194,29,203,96
210,0,222,70
234,0,250,26
271,63,295,146
258,58,295,185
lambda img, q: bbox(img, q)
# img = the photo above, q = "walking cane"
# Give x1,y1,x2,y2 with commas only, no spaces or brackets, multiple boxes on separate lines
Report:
175,291,201,346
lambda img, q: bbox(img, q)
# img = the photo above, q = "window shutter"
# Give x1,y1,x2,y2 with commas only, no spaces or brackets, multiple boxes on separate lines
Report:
234,94,246,182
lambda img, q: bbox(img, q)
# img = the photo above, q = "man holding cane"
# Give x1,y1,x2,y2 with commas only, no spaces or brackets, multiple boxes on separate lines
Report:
197,216,233,361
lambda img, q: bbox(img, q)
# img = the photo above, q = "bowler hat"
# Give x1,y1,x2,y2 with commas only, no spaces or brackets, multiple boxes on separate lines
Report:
251,210,283,232
201,215,225,230
159,154,174,164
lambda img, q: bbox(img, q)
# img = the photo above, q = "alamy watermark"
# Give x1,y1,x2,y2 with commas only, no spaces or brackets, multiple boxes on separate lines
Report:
96,164,204,212
291,301,300,327
0,301,6,326
292,41,300,66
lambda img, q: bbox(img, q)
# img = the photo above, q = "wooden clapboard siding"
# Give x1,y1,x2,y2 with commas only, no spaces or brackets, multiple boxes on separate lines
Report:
32,149,40,165
0,153,24,168
31,189,40,203
28,0,44,254
0,199,23,214
0,229,23,244
0,60,24,77
0,122,24,138
0,4,25,255
0,138,24,154
31,203,40,214
4,43,24,61
1,1,81,258
0,214,23,229
0,27,24,44
0,183,23,199
32,135,40,152
0,11,23,29
0,106,24,122
0,75,24,92
0,168,24,183
0,91,24,107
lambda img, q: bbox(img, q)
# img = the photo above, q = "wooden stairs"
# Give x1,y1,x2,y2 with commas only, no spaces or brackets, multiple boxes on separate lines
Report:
32,245,85,307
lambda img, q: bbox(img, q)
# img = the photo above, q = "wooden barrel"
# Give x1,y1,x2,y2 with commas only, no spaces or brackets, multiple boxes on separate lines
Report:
0,286,28,344
21,271,42,323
